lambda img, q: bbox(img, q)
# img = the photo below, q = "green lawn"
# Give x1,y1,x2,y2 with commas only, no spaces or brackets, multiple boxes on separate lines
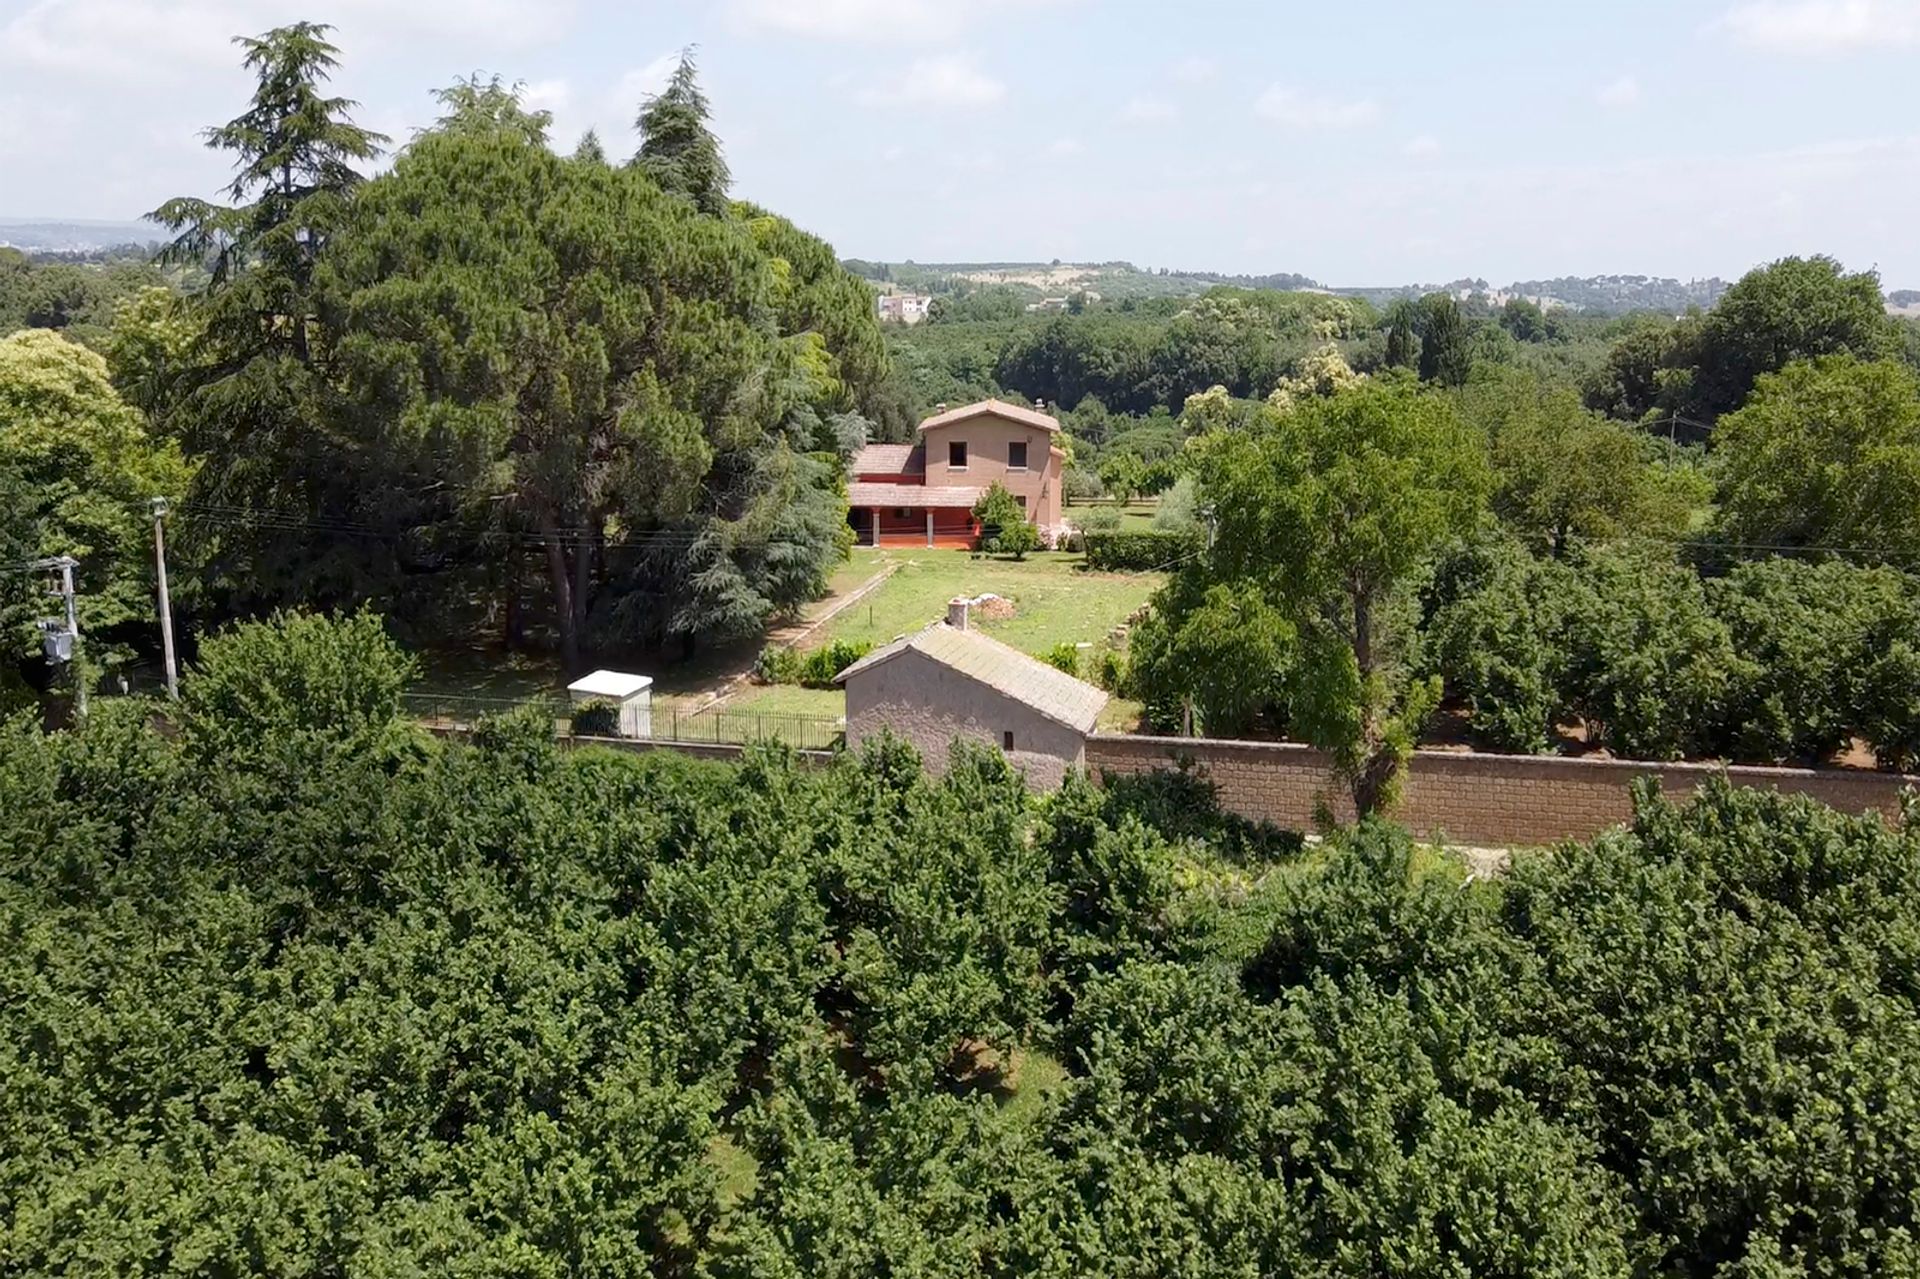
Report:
1065,498,1161,533
710,684,847,718
819,548,1161,657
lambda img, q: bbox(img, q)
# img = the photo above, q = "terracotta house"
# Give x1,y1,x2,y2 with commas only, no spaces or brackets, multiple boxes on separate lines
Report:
847,399,1068,549
835,597,1108,790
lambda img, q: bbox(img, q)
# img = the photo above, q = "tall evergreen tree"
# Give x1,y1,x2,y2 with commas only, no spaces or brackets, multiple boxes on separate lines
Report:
1383,300,1418,369
148,24,391,618
1417,293,1471,388
632,51,731,216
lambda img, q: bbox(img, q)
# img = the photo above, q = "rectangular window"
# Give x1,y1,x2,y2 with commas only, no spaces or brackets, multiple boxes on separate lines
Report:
948,440,968,469
1003,730,1015,750
1016,494,1028,511
894,508,913,520
1008,441,1028,470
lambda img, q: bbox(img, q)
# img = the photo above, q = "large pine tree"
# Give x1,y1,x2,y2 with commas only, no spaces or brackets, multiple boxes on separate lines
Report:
148,24,392,617
632,52,731,216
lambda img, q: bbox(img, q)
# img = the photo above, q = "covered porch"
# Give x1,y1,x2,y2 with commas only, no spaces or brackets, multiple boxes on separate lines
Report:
847,481,982,549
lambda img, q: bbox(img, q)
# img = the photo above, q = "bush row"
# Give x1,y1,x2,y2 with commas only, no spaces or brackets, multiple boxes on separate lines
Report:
1428,541,1920,765
1084,530,1202,573
754,637,874,688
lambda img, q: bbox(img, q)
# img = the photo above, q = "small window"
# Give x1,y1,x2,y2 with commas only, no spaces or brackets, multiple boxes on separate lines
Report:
1008,441,1028,470
1016,494,1028,511
948,440,968,469
1002,730,1015,751
894,507,913,520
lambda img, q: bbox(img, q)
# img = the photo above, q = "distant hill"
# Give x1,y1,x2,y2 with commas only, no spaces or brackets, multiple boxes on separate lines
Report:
0,218,164,254
844,260,1743,316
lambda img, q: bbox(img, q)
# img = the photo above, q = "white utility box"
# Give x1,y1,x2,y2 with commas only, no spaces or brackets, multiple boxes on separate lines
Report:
566,669,654,739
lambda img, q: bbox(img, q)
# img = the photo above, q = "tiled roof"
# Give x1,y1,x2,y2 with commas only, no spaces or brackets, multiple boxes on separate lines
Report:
835,621,1109,733
851,442,926,476
848,481,983,509
918,398,1062,434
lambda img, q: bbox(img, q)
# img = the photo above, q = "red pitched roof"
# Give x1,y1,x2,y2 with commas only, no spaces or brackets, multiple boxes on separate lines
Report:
918,398,1062,434
848,481,984,509
851,443,925,476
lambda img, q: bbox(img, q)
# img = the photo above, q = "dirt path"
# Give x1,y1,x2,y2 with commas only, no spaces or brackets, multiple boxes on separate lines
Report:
677,560,900,715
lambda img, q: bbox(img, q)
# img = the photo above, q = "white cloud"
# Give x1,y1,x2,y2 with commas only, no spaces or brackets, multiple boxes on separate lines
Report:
1253,85,1381,129
519,54,677,154
858,54,1006,107
1170,54,1217,85
1403,134,1443,158
727,0,1069,45
1048,136,1083,157
1717,0,1920,51
1119,95,1177,124
0,0,573,82
1596,75,1642,107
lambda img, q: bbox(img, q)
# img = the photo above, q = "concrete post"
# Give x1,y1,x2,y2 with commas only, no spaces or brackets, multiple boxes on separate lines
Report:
870,507,880,548
925,508,934,547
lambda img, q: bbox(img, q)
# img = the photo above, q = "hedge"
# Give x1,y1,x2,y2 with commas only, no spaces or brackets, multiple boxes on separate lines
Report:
1084,530,1202,573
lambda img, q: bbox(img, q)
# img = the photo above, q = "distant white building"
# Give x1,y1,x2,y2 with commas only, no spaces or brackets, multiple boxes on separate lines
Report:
877,294,933,324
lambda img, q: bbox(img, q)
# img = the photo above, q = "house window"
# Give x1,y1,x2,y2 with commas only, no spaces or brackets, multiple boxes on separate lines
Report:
894,508,913,520
1003,730,1015,750
1008,441,1028,470
948,441,968,470
1016,494,1028,511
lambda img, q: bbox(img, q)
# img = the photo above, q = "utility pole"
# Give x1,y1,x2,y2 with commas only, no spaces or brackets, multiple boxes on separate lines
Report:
151,497,179,699
32,555,83,719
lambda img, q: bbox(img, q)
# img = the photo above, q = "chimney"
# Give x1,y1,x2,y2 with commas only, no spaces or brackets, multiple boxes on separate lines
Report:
947,597,971,631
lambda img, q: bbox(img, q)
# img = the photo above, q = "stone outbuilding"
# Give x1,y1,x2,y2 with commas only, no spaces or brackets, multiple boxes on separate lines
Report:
835,598,1109,789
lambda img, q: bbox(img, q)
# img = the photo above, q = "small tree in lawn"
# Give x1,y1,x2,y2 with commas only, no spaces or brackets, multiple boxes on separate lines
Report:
1099,453,1146,506
1192,379,1489,817
973,482,1040,560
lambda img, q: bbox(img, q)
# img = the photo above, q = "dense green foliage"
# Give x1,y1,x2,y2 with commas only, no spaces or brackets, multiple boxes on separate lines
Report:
1182,380,1489,813
0,248,170,348
1426,538,1920,765
1713,356,1920,557
754,637,873,688
0,330,192,668
132,26,887,669
1586,256,1901,424
973,482,1040,559
1083,529,1201,572
631,52,731,217
4,612,1919,1274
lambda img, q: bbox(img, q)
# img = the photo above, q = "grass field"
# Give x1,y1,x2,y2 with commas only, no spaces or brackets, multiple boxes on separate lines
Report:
412,545,1159,730
818,548,1159,656
1065,498,1160,533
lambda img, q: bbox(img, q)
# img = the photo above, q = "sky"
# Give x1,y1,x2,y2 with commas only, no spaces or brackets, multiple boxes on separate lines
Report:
3,0,1918,288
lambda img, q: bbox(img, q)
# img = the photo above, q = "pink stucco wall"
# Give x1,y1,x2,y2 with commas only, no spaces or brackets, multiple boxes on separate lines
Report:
920,412,1064,530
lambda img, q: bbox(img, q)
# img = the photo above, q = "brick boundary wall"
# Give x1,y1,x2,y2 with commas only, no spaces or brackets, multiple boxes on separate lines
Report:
423,725,833,768
1085,734,1915,846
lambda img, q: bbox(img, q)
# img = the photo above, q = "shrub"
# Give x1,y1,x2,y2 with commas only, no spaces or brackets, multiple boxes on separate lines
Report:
1044,642,1081,677
799,638,872,688
179,609,416,768
1706,558,1915,763
569,698,620,737
1092,647,1126,692
753,639,872,689
1084,530,1202,572
1076,505,1123,535
1426,537,1580,754
974,482,1040,560
1151,475,1200,533
753,643,802,685
1563,546,1746,760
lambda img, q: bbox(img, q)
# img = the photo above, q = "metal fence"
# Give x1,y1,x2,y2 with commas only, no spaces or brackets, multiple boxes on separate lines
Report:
400,692,845,752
